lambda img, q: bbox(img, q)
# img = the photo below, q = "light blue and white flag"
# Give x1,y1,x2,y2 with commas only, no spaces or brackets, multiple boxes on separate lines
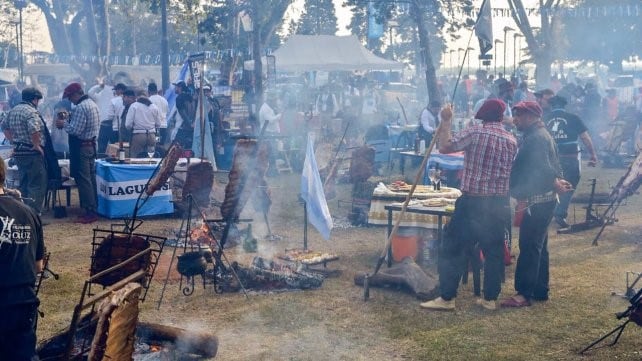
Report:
164,60,190,122
191,98,217,169
301,134,333,240
367,1,384,39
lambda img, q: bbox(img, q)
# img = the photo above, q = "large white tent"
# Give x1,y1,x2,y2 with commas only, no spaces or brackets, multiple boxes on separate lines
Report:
245,35,403,72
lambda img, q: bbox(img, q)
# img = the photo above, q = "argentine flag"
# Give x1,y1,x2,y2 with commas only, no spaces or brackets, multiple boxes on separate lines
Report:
301,134,333,240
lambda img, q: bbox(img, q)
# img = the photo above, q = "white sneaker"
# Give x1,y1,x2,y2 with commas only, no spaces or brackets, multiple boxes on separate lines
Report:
476,298,497,311
420,297,455,311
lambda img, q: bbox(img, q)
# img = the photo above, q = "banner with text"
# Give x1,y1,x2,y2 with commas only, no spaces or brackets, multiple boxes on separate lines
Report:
96,161,173,219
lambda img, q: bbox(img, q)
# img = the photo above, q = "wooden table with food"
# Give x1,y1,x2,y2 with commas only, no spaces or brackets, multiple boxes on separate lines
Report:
367,181,461,228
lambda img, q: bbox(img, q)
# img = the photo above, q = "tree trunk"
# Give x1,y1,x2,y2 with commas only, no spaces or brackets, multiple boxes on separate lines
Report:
412,1,440,104
31,0,73,55
96,0,111,57
252,6,263,114
533,54,553,89
84,0,100,56
95,0,111,77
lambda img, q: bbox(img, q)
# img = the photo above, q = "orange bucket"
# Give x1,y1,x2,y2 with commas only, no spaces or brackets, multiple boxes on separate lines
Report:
391,234,419,262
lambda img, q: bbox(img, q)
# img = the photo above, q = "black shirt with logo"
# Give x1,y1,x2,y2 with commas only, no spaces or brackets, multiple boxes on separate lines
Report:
0,195,45,306
544,109,588,156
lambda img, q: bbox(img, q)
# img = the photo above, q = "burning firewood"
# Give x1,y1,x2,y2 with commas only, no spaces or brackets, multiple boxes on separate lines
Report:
136,322,218,358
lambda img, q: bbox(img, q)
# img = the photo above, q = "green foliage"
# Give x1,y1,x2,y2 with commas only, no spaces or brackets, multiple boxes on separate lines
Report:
560,0,642,68
295,0,338,35
341,0,475,67
198,0,290,52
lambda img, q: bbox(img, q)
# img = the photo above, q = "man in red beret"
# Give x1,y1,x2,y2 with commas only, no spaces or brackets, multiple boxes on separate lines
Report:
420,99,517,311
500,101,572,308
56,82,101,224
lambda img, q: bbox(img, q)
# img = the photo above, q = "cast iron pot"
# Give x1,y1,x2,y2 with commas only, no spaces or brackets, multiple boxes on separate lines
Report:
177,251,208,277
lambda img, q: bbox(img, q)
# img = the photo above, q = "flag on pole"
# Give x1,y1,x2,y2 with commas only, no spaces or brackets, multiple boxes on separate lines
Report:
367,1,384,39
475,0,494,56
301,134,333,240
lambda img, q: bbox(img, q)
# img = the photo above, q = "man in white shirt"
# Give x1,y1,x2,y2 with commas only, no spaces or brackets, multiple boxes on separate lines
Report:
258,93,281,135
89,81,125,153
125,92,162,158
419,100,441,144
148,82,169,143
105,83,126,148
258,93,282,176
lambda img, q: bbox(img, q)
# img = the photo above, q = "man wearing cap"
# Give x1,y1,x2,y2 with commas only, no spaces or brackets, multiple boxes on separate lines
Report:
125,91,161,157
501,101,572,308
545,95,598,228
56,82,100,224
1,87,49,213
421,99,517,311
117,89,137,145
148,83,169,143
534,88,555,114
169,80,195,148
472,79,515,129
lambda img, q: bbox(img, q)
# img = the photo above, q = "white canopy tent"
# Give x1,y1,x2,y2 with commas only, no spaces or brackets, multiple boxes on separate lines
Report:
244,35,403,72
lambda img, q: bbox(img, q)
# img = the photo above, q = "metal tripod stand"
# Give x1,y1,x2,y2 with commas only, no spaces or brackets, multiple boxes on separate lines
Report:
580,287,642,354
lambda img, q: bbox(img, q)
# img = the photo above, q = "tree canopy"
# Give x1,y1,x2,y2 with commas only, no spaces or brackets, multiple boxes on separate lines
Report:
560,0,642,73
294,0,338,35
343,0,471,103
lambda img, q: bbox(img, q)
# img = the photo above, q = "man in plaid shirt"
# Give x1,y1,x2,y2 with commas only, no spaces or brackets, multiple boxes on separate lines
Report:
421,99,517,311
1,87,48,214
55,83,100,224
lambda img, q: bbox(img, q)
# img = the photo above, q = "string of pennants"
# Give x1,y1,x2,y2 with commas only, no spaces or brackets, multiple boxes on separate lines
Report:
23,49,245,66
460,4,642,18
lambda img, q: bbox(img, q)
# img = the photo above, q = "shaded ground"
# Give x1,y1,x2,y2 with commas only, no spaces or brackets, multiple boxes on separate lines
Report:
36,161,642,360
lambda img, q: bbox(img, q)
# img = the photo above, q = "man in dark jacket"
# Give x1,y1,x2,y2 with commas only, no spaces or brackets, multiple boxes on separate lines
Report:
501,101,572,308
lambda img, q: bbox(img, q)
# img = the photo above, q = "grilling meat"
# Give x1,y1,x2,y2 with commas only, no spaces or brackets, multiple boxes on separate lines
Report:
220,139,270,220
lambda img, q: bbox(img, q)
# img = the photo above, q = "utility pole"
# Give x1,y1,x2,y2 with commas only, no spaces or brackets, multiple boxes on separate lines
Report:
14,0,27,82
503,26,514,77
494,39,502,77
161,0,170,91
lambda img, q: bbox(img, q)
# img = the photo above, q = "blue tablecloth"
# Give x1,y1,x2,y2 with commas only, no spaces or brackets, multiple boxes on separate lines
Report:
398,151,464,171
96,159,174,218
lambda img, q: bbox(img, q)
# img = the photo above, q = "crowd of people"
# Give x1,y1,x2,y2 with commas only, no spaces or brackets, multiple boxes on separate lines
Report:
0,66,639,337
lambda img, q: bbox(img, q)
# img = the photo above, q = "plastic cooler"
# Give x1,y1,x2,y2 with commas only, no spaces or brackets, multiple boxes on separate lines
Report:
391,227,421,262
